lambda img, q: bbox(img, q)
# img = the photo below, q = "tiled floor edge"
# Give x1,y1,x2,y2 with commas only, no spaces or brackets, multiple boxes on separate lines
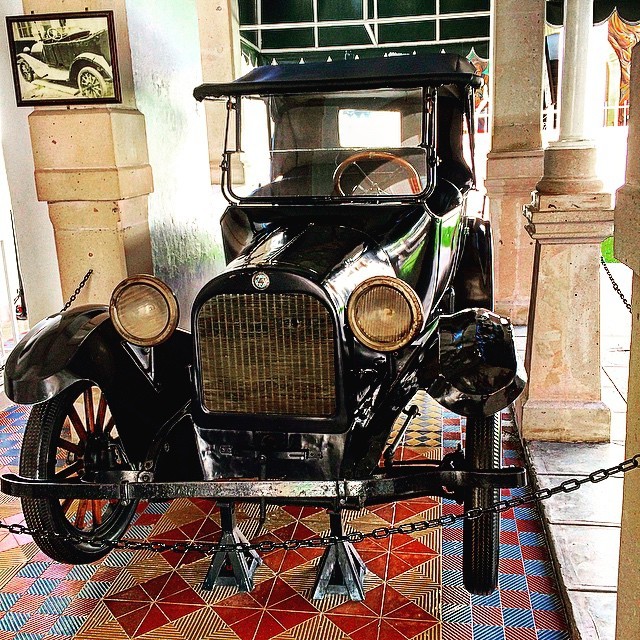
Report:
521,440,589,640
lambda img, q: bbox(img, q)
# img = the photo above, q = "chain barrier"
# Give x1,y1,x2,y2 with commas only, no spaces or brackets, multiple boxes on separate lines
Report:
59,269,94,313
0,261,637,555
0,269,93,373
2,453,638,556
601,256,632,313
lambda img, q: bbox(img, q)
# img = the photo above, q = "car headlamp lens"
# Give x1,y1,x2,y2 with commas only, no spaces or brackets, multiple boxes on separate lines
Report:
110,275,179,346
348,276,423,352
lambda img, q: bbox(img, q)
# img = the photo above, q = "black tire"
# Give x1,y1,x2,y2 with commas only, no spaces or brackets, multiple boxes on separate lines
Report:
18,60,35,83
19,381,138,564
463,413,501,595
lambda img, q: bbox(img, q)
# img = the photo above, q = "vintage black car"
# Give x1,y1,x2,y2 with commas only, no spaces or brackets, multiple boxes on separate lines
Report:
16,26,113,99
2,54,525,599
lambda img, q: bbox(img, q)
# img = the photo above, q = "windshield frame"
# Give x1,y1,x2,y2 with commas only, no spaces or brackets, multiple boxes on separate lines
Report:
219,86,444,206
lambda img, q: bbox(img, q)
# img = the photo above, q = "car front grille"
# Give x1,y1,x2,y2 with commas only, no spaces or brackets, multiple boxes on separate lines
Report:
196,293,336,416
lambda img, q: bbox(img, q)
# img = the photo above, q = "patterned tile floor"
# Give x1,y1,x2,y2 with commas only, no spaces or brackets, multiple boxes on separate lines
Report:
0,395,570,640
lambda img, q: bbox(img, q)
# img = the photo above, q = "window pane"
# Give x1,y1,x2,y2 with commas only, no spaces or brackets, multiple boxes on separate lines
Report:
379,20,436,43
378,0,436,18
440,0,490,13
262,28,315,49
238,0,257,25
339,110,402,148
318,26,371,47
318,0,363,21
261,0,314,24
440,16,489,40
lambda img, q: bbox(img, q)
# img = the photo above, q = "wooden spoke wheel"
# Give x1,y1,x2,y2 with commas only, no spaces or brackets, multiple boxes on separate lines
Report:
19,382,138,564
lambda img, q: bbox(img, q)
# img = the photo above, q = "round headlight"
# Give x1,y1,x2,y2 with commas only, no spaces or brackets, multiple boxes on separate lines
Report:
110,275,179,346
347,276,424,352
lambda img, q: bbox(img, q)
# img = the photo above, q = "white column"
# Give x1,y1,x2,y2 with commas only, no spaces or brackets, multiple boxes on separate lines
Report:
557,0,594,144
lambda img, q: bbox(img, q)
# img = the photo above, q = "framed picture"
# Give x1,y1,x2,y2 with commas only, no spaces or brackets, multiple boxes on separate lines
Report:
6,11,121,106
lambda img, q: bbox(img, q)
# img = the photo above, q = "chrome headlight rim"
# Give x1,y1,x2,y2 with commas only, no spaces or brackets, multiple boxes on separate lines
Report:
109,274,179,347
347,275,424,352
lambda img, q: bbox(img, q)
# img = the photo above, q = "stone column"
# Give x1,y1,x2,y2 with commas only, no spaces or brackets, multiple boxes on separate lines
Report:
485,0,545,325
521,0,612,441
197,0,244,185
614,42,640,640
23,0,153,304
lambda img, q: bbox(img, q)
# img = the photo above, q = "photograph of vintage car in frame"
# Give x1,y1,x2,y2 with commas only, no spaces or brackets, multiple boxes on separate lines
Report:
5,11,121,106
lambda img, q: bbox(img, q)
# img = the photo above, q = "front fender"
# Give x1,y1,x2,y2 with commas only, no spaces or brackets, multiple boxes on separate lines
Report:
428,308,526,417
4,305,109,405
5,305,195,466
70,54,112,80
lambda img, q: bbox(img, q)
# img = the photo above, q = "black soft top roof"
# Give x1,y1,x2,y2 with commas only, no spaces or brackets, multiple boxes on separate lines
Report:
194,53,481,101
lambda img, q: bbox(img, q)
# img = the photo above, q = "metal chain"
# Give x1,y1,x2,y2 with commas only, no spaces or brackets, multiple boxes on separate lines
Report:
0,269,93,373
601,256,632,313
59,269,94,313
2,452,638,556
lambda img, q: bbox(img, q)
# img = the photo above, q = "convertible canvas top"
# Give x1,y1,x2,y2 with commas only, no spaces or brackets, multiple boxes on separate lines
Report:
193,53,481,100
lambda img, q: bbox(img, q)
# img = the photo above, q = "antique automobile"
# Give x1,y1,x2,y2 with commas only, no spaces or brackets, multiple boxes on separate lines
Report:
2,53,526,599
16,25,113,99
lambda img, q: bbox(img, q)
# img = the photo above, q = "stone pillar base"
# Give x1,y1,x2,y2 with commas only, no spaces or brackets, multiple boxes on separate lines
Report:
521,191,613,443
535,145,603,195
521,400,611,442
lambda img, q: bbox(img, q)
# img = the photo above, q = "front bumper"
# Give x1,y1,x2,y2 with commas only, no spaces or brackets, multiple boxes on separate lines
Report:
1,462,527,508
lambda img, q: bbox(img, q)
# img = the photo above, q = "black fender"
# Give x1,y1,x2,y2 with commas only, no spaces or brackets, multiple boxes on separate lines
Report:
428,308,526,417
4,305,197,467
451,216,493,310
4,305,110,405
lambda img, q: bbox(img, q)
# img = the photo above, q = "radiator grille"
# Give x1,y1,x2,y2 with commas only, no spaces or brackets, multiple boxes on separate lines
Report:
197,293,336,416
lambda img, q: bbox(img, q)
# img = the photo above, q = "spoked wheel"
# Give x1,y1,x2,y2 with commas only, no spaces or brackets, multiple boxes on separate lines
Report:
463,413,501,595
18,60,35,83
77,66,107,98
20,381,138,563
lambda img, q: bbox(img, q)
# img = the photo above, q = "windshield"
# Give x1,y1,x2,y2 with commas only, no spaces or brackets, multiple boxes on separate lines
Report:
224,88,435,201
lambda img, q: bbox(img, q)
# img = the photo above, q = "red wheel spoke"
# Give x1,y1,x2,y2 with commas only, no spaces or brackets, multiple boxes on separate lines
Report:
95,392,108,435
84,389,95,435
103,416,115,436
57,438,82,456
61,498,74,515
67,406,88,443
75,500,88,528
55,460,83,479
92,500,103,526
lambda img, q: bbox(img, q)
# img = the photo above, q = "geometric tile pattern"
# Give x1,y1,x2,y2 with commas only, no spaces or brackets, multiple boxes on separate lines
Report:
0,398,570,640
440,409,571,640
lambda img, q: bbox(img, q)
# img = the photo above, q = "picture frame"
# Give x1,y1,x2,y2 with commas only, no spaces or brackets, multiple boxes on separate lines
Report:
5,10,121,106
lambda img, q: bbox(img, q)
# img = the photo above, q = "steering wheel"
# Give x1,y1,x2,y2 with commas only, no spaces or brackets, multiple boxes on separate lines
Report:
45,27,64,41
333,150,422,196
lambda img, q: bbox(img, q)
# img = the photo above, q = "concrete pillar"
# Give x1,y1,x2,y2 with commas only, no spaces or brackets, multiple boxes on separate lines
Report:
485,0,545,325
614,42,640,640
521,0,612,441
197,0,244,184
23,0,153,305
